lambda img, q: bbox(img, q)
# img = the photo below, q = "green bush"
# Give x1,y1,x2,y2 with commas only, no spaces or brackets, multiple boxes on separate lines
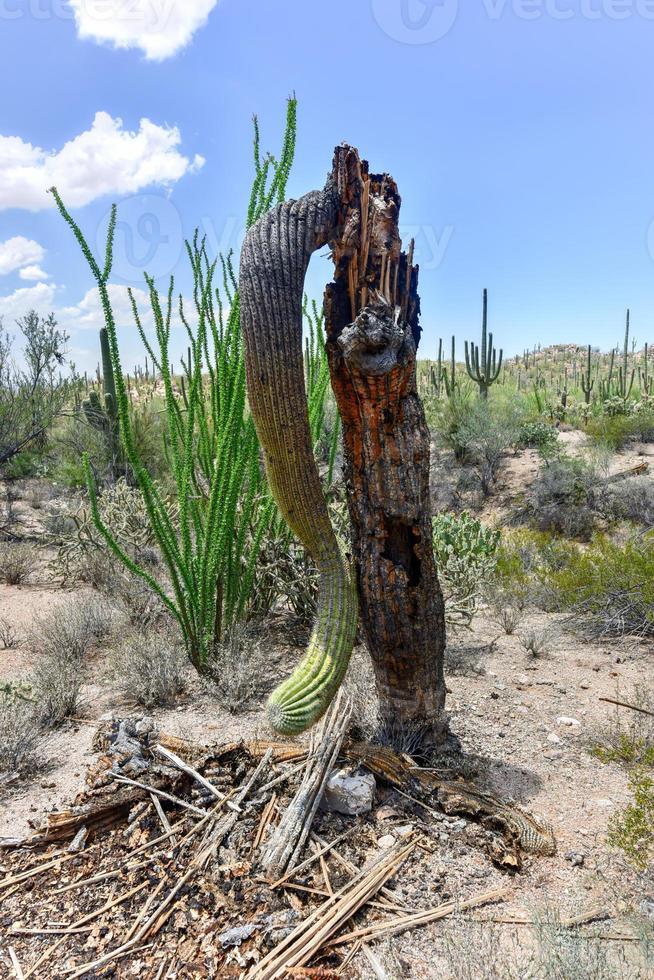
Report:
607,767,654,871
546,533,654,637
527,456,597,540
517,420,560,458
433,511,500,626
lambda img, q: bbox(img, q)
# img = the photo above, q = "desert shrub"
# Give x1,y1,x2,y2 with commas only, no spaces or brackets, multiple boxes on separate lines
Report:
107,630,188,708
455,401,522,496
607,767,654,872
211,624,268,713
0,686,41,778
0,542,36,585
519,628,552,658
517,420,560,458
30,596,113,726
430,386,476,460
527,456,597,539
546,533,654,638
596,478,654,527
0,616,17,649
433,511,500,627
586,404,654,450
490,600,525,635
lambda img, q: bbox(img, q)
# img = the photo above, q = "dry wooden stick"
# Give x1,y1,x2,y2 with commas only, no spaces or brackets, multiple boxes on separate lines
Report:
154,744,241,812
8,947,24,980
52,856,155,895
123,877,167,943
310,832,413,914
331,886,510,945
271,830,353,888
66,942,153,980
247,840,416,980
11,926,92,936
24,879,150,979
1,851,80,891
109,773,207,816
150,792,175,841
262,697,351,880
253,792,278,851
599,696,654,718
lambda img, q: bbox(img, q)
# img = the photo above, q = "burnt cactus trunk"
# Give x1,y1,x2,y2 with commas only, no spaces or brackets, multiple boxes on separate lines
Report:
240,144,447,747
324,146,447,747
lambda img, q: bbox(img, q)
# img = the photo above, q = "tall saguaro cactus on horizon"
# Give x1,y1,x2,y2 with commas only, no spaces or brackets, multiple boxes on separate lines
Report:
82,326,119,473
241,145,447,745
464,288,503,399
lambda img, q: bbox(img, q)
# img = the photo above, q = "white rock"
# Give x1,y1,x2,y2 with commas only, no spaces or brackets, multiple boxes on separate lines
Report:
395,824,414,838
377,834,396,849
320,769,375,816
556,716,581,727
547,732,562,744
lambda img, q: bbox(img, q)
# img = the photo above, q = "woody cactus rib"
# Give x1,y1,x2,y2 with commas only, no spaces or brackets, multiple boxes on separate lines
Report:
240,189,358,736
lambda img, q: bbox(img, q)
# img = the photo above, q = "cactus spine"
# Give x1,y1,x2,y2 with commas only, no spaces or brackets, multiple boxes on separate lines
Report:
580,344,594,404
464,289,503,399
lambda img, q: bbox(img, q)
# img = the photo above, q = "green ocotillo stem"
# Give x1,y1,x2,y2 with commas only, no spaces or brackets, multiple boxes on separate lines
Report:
239,189,358,736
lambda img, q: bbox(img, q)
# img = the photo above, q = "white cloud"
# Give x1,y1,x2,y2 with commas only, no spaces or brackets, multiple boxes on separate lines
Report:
61,283,151,331
19,265,49,282
0,236,45,275
69,0,220,61
0,282,57,324
0,111,205,212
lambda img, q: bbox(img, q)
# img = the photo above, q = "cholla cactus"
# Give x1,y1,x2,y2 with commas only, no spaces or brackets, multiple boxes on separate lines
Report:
465,289,503,399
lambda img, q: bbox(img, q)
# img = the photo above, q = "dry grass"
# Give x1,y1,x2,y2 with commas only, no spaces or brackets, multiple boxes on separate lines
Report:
210,623,269,714
106,628,188,708
0,542,37,585
0,689,41,779
29,596,115,727
0,615,17,649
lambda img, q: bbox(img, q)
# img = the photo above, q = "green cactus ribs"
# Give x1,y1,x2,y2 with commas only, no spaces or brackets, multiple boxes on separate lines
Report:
465,288,503,399
239,189,358,736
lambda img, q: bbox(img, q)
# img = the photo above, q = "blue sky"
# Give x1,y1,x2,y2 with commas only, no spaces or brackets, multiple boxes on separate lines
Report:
1,1,654,371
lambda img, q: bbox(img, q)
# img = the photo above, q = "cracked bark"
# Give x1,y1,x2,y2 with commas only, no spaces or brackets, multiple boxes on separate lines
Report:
324,145,447,746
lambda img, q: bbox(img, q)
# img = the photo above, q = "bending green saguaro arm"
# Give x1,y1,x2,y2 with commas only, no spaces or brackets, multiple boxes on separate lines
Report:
239,187,358,735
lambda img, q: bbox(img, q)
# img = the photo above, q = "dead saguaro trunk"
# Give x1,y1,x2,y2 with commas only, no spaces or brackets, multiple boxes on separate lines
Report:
324,145,447,746
240,142,446,745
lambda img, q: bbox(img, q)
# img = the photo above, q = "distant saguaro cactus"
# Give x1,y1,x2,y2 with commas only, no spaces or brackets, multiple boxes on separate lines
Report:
82,326,119,469
465,289,503,399
442,335,459,398
580,344,594,404
617,309,635,401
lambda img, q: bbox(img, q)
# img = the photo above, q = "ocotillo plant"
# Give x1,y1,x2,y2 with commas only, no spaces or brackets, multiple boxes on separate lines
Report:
617,309,635,401
50,100,310,673
464,288,503,398
581,343,594,404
